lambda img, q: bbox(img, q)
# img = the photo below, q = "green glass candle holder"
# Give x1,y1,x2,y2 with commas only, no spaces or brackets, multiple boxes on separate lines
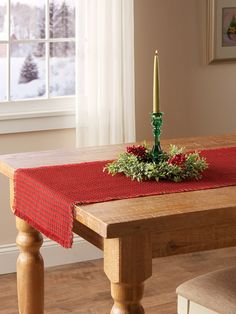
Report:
151,112,163,163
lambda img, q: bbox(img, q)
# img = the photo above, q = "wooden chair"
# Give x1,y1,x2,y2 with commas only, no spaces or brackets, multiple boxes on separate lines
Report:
176,266,236,314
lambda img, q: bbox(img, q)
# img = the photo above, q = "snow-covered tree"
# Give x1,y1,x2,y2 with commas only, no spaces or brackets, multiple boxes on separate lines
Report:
56,2,75,56
60,2,75,37
19,54,39,84
36,11,45,57
59,2,70,38
49,1,60,56
49,1,59,38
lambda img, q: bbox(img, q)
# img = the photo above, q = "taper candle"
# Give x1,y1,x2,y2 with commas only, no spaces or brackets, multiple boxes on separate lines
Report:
153,50,160,113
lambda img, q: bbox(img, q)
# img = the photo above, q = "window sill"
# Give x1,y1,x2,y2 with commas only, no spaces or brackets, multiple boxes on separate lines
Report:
0,110,76,134
0,97,76,134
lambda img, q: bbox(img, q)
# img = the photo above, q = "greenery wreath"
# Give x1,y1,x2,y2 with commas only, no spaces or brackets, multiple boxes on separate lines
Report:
104,144,208,182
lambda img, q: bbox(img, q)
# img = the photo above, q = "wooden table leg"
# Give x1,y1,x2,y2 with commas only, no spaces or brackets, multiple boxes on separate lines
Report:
104,232,152,314
16,217,44,314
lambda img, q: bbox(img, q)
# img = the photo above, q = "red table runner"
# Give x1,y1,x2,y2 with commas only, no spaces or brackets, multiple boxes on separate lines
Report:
13,146,236,248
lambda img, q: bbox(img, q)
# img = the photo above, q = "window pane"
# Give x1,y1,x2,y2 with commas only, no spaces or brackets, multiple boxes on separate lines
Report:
11,0,46,40
0,1,7,41
50,0,75,38
50,42,75,96
11,43,46,100
0,44,7,101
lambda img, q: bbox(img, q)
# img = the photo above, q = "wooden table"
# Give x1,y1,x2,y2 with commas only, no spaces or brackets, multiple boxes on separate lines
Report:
1,135,236,314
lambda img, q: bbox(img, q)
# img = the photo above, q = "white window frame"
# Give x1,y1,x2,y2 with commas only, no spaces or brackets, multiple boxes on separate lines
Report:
0,0,77,134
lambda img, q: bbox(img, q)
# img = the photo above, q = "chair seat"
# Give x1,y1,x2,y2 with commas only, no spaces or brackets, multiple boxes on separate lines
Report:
176,266,236,314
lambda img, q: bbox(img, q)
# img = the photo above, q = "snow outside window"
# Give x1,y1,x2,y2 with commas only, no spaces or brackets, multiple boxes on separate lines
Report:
0,0,77,134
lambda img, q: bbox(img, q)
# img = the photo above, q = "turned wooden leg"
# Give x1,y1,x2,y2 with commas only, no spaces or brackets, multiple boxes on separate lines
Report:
110,282,145,314
104,232,152,314
16,217,44,314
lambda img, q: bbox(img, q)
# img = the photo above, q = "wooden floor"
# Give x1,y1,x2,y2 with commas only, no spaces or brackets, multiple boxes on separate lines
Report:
1,246,236,314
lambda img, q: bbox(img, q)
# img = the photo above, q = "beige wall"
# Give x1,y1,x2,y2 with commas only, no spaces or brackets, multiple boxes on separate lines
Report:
134,0,236,141
1,0,236,245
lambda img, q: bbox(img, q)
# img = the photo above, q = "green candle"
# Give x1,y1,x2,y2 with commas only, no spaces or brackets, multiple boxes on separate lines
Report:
153,50,160,113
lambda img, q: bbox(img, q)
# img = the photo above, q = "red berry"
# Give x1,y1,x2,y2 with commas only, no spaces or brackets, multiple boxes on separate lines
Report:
127,145,147,159
168,153,186,167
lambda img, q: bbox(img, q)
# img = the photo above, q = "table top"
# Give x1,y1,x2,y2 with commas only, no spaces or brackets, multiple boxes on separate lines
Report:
0,134,236,240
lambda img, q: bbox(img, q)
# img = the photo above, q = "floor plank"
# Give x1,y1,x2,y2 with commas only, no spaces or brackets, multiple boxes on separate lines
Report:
1,247,236,313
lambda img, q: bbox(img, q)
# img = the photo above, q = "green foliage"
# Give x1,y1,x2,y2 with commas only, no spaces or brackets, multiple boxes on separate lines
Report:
104,145,208,183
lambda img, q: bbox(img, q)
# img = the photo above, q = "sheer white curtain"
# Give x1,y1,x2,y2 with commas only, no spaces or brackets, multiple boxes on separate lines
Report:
76,0,135,147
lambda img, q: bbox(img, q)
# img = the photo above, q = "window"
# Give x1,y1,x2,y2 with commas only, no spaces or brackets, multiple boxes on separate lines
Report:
0,0,77,133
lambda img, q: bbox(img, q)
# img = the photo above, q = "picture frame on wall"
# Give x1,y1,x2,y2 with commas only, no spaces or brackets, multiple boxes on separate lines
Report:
207,0,236,63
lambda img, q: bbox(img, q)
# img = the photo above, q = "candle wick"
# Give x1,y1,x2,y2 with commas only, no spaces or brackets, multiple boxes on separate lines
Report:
155,50,158,55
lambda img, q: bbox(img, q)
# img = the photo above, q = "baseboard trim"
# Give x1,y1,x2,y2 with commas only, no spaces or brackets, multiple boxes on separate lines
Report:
0,236,103,275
